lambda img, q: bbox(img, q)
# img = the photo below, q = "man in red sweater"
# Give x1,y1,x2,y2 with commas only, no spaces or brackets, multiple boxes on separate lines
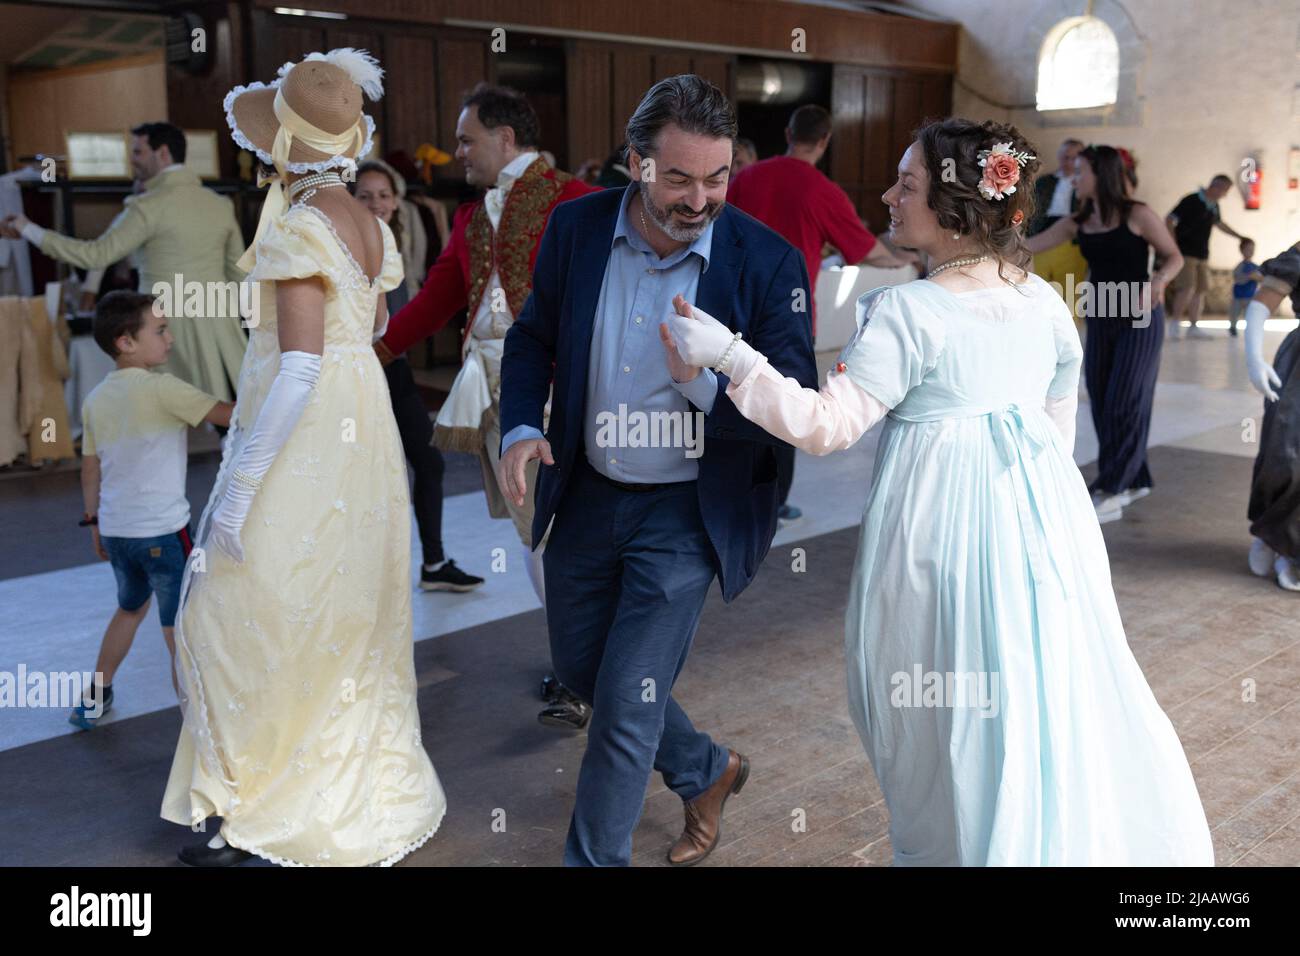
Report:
727,104,912,340
727,104,911,521
374,83,598,727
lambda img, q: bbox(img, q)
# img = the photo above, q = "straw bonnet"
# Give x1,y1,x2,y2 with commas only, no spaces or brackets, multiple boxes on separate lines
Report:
223,48,384,269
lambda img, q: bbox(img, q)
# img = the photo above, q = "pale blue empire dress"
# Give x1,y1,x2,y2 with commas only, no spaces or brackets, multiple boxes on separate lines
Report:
836,275,1213,865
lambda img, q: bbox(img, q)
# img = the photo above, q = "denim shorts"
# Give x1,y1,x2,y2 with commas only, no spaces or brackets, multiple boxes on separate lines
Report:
101,527,193,627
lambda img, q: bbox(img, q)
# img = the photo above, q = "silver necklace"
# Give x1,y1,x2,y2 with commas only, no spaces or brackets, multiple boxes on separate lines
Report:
638,198,652,239
927,253,990,280
288,171,346,204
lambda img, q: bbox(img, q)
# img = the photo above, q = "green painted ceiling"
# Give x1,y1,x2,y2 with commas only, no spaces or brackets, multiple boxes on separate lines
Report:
13,10,165,71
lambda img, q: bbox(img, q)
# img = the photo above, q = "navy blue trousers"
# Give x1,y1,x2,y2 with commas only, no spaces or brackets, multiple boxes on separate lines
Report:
544,458,729,866
1084,304,1165,494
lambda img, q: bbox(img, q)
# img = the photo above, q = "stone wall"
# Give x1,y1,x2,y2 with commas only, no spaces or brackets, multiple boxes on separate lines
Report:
894,0,1300,314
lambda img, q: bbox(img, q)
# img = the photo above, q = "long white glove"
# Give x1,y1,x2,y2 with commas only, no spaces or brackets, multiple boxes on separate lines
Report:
664,299,762,382
1244,299,1281,401
209,350,321,562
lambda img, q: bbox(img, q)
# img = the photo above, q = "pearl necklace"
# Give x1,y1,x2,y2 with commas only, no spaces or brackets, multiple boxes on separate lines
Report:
927,253,990,280
288,171,346,203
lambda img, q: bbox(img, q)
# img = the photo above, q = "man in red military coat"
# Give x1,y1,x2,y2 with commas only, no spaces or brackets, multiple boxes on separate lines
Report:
374,83,597,727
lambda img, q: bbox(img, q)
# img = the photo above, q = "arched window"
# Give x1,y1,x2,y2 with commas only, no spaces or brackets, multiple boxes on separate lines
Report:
1036,16,1119,111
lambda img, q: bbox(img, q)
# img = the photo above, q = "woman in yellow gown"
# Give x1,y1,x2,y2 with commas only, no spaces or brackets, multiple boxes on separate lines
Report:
161,50,445,866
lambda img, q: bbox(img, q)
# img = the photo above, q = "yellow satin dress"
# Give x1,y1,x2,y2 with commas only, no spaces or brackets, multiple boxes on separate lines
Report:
161,203,446,866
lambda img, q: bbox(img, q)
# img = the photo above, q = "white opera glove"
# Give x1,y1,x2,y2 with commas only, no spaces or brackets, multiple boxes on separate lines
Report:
665,301,760,379
209,350,321,563
1044,390,1078,455
1244,299,1281,402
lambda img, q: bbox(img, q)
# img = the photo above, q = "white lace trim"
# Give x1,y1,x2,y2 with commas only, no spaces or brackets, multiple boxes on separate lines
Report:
293,203,385,289
221,802,446,868
223,80,376,174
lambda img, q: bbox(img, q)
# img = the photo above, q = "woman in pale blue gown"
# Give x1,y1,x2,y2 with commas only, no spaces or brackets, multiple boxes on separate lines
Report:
663,118,1214,866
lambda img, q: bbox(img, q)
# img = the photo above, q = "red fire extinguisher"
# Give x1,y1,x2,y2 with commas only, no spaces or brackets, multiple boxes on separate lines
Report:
1243,156,1262,210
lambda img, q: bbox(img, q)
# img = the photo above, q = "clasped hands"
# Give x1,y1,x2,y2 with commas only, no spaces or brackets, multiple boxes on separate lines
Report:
0,214,30,240
658,293,738,378
496,295,742,509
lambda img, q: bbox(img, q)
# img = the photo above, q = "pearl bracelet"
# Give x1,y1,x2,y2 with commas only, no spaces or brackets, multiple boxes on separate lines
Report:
231,468,263,492
714,332,743,375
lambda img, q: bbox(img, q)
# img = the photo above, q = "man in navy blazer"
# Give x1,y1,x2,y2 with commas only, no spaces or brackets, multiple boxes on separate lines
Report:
498,75,818,866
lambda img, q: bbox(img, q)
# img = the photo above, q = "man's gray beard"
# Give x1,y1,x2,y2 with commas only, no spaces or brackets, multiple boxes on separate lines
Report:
642,186,718,242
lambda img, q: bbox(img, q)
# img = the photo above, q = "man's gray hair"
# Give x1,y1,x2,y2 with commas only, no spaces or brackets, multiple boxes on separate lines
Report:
625,74,737,159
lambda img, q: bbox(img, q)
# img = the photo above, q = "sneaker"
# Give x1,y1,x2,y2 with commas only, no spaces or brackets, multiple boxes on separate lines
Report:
68,685,113,731
419,559,484,592
1275,556,1300,592
1167,321,1183,339
1092,491,1124,524
1248,538,1276,577
1187,325,1213,339
777,504,803,524
1116,486,1151,507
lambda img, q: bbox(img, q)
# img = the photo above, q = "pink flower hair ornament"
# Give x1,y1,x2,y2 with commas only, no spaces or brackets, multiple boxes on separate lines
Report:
976,142,1037,201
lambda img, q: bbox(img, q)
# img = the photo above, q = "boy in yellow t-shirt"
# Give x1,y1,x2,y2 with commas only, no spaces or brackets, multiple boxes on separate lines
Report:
71,291,233,730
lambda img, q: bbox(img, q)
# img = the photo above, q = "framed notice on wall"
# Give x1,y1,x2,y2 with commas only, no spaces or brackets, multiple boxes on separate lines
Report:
184,130,220,178
65,132,130,179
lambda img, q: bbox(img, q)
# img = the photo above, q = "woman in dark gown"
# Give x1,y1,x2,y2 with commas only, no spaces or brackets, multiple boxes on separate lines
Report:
1243,242,1300,588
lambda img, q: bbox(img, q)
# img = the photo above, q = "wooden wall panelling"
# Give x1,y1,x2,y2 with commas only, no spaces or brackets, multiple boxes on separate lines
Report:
862,72,896,231
566,42,613,168
250,0,958,75
652,52,692,81
165,2,245,178
919,72,950,125
889,76,921,173
690,54,732,97
830,67,951,232
435,34,491,166
261,22,326,78
830,65,865,214
7,54,168,165
610,47,654,143
383,34,440,160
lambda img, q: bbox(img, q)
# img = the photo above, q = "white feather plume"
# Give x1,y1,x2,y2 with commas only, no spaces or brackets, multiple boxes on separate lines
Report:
304,48,385,101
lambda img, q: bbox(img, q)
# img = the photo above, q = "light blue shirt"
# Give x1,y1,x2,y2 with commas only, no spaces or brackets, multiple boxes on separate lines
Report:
501,183,718,482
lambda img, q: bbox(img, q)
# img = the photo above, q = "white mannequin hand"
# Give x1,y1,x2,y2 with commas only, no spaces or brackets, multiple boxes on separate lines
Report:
1244,299,1281,401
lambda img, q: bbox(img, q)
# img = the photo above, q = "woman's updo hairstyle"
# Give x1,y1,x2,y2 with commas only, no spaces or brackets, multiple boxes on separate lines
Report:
914,117,1042,283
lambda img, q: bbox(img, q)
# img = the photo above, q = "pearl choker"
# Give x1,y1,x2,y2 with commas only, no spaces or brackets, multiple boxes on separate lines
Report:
288,172,347,203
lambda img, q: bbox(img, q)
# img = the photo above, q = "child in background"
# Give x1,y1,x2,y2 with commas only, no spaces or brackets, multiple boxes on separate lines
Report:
1230,239,1262,337
71,291,233,730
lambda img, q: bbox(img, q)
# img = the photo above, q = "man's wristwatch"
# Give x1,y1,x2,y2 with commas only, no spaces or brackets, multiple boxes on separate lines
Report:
79,513,98,527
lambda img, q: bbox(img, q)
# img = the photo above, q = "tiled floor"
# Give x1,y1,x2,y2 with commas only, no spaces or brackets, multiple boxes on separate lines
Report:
1,315,1297,866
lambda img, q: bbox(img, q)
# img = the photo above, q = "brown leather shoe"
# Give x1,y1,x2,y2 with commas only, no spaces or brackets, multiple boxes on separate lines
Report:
667,749,749,866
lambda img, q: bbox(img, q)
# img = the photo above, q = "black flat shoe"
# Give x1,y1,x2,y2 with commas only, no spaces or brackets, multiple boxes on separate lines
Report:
178,842,254,867
538,685,591,730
